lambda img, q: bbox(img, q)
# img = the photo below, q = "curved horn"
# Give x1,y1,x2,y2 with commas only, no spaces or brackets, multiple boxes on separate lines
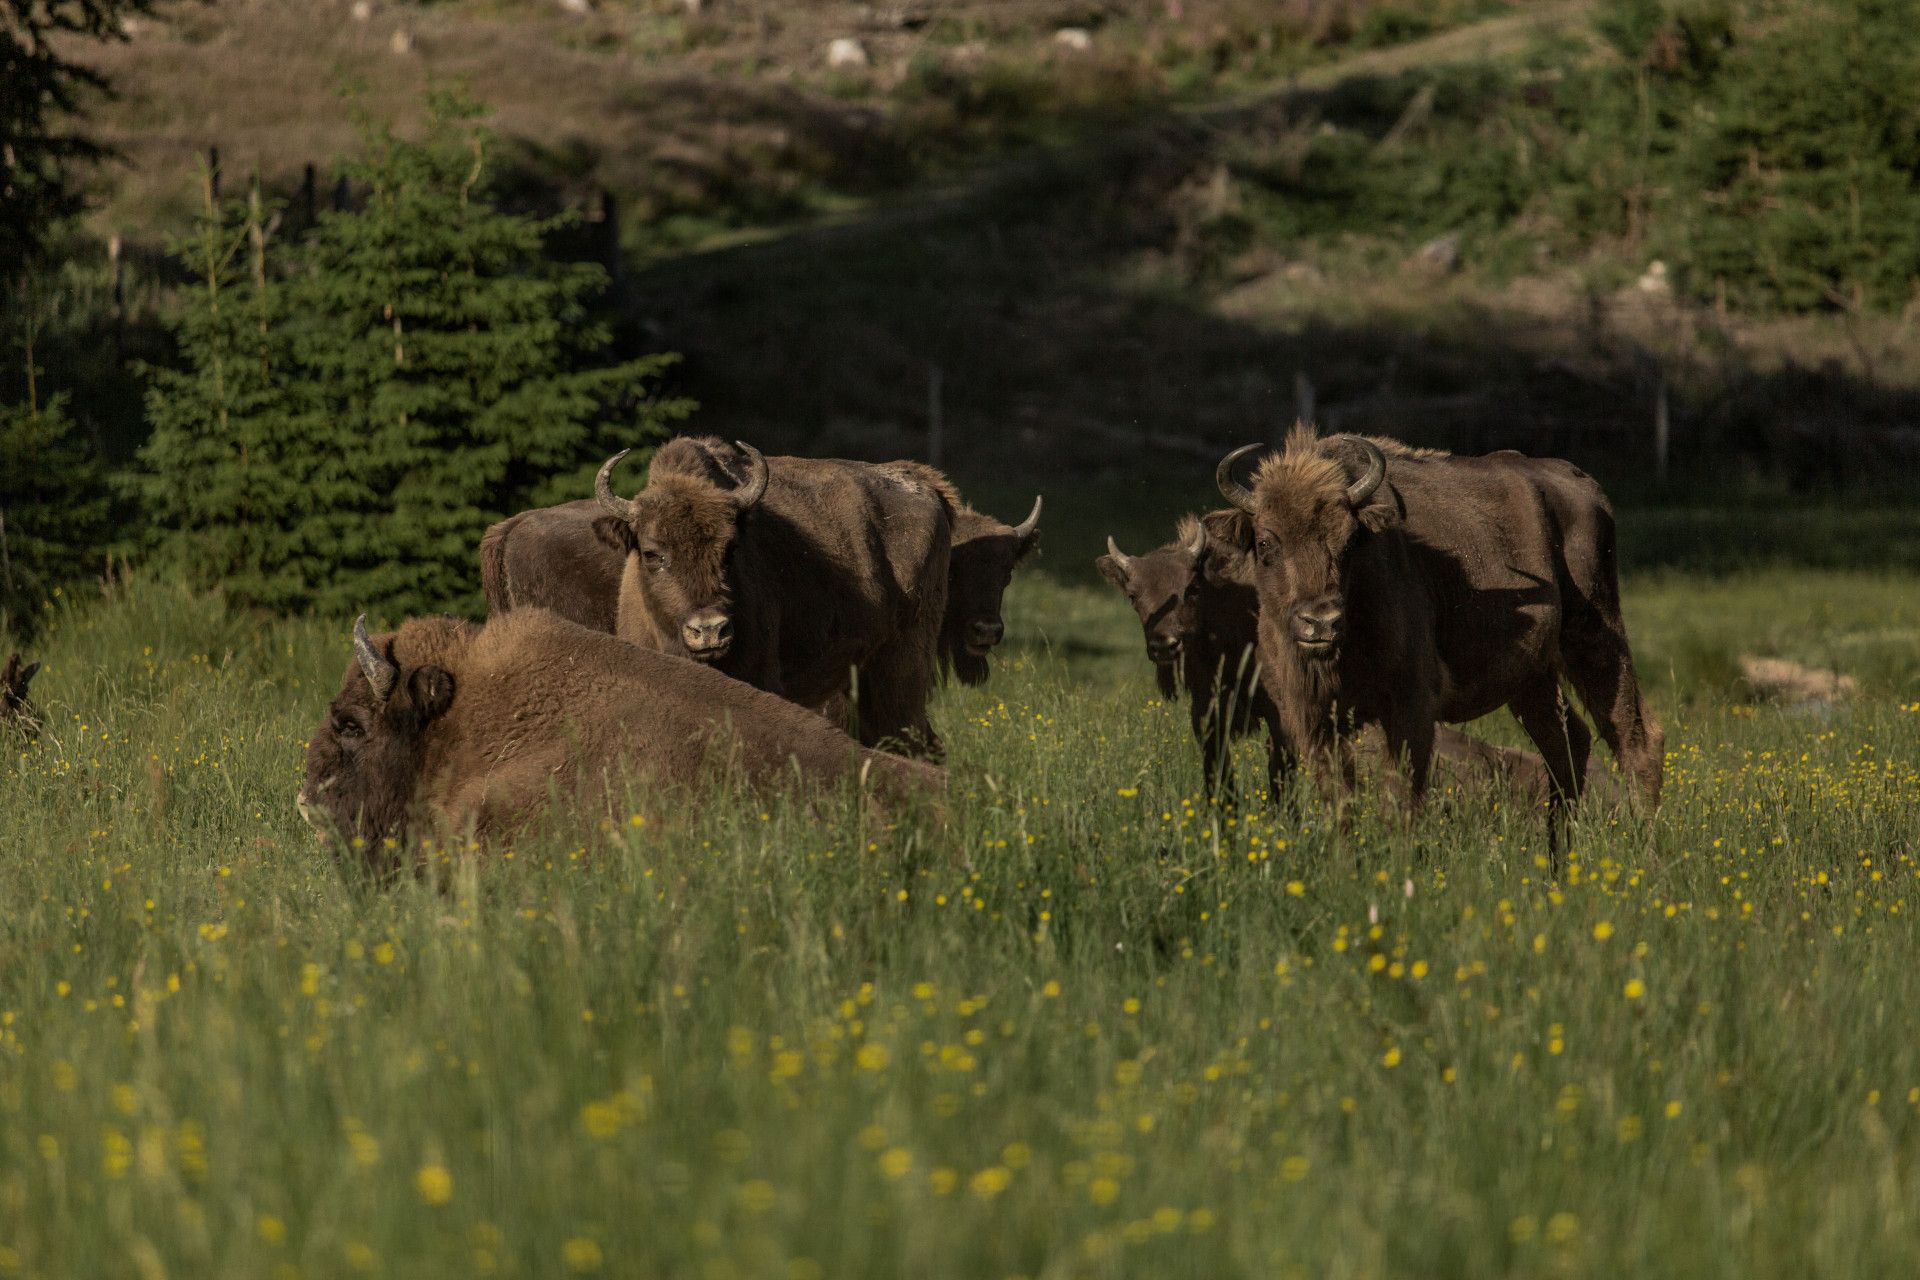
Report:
1215,443,1264,512
1332,435,1386,507
731,441,769,509
352,615,398,703
1012,494,1043,542
1104,535,1132,572
595,449,635,518
1182,520,1207,561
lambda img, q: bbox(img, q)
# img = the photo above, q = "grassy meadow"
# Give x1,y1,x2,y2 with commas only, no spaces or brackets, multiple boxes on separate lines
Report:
4,515,1920,1279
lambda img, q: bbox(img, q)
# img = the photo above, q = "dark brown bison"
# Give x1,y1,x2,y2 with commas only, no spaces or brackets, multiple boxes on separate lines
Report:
1,653,40,737
297,609,942,869
480,446,1041,694
1212,425,1663,828
1098,514,1283,803
1097,515,1616,814
881,462,1041,685
590,438,952,755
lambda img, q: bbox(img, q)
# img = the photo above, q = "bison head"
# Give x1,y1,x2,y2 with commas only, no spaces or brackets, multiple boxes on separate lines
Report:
299,616,457,862
593,444,769,663
1,653,41,736
1097,518,1211,689
946,495,1042,684
1215,426,1397,662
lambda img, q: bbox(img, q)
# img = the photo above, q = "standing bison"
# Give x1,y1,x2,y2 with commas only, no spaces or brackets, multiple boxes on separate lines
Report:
881,462,1041,685
297,610,942,871
1098,514,1283,803
1099,514,1617,813
1212,425,1663,827
479,444,1042,693
592,439,951,755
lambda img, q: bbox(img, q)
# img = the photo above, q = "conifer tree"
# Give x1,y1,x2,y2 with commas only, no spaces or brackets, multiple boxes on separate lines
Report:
141,93,688,617
0,314,110,639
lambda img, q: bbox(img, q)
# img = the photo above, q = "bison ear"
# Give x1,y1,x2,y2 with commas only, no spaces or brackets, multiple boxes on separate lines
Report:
1094,555,1128,591
1201,510,1253,553
404,666,456,727
592,516,635,553
17,660,38,688
1014,529,1041,563
1355,493,1402,534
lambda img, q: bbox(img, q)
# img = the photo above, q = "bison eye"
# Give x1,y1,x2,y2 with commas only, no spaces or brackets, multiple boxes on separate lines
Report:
641,548,669,571
331,713,364,741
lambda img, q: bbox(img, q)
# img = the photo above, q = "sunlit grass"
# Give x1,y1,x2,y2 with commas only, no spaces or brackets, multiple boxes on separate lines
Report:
3,566,1919,1278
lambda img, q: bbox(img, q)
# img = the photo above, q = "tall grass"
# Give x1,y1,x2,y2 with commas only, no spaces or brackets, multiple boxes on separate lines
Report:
3,563,1919,1278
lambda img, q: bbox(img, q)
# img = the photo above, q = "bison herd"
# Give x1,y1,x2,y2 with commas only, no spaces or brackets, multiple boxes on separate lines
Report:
12,425,1667,874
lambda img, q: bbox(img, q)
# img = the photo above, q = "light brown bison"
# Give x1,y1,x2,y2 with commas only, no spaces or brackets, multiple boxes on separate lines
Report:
1098,515,1616,813
297,609,942,870
481,446,1041,693
1,653,41,737
590,438,952,755
1212,425,1663,828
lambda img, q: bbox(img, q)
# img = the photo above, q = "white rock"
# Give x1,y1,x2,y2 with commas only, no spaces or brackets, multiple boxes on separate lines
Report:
558,0,592,12
1054,27,1093,51
1636,260,1671,294
350,0,374,21
389,27,413,55
828,37,870,69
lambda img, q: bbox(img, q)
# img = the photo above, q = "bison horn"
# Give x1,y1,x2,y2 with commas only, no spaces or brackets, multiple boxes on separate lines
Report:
1215,443,1263,512
1104,535,1132,572
731,441,769,509
595,449,635,518
1332,435,1387,507
1012,494,1043,542
1182,520,1207,561
352,614,399,703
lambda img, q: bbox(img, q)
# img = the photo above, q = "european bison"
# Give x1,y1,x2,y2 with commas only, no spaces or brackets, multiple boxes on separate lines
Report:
1212,425,1663,829
1,653,40,737
480,445,1041,693
590,438,952,755
882,462,1042,685
1098,514,1282,803
1098,515,1615,814
297,610,942,870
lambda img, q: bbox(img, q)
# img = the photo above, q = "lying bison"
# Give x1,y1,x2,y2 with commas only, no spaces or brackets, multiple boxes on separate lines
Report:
592,439,951,755
1,653,41,738
480,443,1042,692
1098,515,1614,813
298,610,942,870
1213,426,1663,828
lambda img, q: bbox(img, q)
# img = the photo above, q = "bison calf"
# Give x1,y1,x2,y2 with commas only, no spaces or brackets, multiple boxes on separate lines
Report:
298,609,943,874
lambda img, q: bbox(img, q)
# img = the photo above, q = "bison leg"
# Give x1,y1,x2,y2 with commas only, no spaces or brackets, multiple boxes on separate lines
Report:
855,638,944,761
1561,625,1665,807
1381,711,1436,813
1509,679,1593,867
